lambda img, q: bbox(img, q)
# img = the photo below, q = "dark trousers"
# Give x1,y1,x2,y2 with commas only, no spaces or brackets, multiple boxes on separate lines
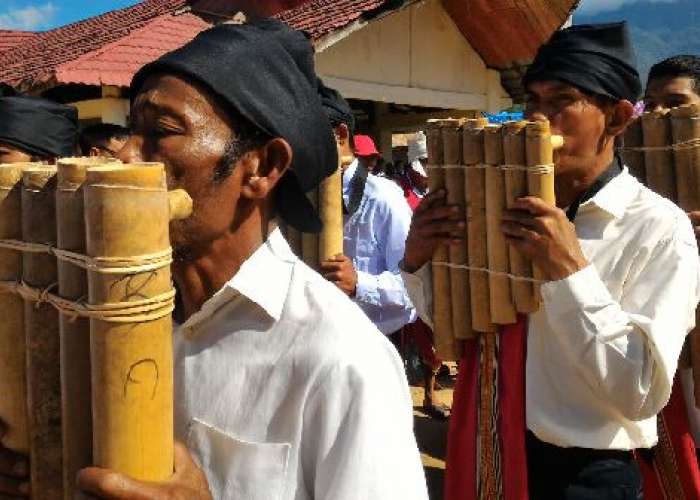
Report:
526,432,643,499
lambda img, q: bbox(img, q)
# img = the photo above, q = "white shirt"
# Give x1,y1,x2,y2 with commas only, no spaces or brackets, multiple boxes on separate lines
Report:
403,169,700,450
174,229,428,500
343,159,417,334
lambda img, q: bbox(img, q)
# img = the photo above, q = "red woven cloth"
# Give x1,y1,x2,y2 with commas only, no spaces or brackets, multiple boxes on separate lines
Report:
445,317,529,499
638,376,700,500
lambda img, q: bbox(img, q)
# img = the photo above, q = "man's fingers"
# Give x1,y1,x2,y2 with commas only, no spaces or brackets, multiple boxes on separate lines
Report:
688,211,700,224
415,205,463,225
172,442,197,475
76,468,162,500
320,262,343,273
502,221,540,241
511,197,557,216
0,474,29,497
415,189,447,213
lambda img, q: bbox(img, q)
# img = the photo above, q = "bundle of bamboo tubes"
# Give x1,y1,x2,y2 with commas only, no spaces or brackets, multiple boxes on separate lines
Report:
280,155,353,267
0,159,192,498
426,118,560,361
622,103,700,406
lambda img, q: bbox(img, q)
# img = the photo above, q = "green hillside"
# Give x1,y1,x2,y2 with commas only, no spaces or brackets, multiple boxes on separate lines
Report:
575,0,700,79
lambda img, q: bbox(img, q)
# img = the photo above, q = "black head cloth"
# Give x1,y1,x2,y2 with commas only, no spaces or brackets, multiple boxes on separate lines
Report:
317,79,355,135
524,22,642,103
131,18,338,234
0,96,78,158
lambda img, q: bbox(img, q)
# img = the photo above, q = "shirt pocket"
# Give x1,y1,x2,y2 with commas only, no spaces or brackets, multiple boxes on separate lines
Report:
187,418,291,500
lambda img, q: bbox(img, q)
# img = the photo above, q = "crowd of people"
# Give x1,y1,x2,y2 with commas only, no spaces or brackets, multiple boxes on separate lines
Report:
0,11,699,500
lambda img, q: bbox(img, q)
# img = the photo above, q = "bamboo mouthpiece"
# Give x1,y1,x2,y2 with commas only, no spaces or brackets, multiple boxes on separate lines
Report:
168,189,193,220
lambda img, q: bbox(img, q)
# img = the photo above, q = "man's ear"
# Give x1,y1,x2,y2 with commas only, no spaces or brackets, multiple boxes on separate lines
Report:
240,138,292,200
606,99,635,137
335,123,350,146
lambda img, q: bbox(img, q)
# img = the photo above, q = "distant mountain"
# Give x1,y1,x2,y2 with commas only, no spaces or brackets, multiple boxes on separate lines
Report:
575,0,700,80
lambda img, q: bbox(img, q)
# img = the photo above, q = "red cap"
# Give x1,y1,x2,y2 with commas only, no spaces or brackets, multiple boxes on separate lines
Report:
354,135,380,157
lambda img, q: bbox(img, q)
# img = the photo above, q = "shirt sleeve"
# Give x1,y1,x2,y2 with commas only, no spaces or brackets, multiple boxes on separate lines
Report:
354,193,415,313
401,263,434,330
540,223,700,422
302,340,429,500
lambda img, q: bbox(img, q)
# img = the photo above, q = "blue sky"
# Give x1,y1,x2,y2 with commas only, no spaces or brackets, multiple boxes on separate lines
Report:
0,0,685,31
0,1,140,31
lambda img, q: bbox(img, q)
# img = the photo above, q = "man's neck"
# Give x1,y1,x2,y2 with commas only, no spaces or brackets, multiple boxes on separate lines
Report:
555,151,616,209
172,215,268,320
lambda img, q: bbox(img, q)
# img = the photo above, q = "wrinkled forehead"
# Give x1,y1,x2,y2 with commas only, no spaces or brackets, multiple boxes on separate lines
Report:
132,72,230,125
525,79,584,96
646,75,696,94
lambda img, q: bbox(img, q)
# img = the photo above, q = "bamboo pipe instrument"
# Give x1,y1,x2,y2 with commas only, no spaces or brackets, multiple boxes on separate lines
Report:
22,165,63,498
426,120,458,358
464,119,495,333
526,122,557,300
57,157,120,499
0,163,37,456
642,110,676,200
85,163,181,481
485,124,517,325
319,155,353,261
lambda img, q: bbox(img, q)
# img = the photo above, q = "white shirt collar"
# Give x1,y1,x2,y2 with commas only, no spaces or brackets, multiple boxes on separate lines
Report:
180,228,296,338
577,168,639,220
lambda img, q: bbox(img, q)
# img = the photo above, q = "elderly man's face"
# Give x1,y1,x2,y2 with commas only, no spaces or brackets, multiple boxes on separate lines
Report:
645,76,700,112
0,140,33,164
525,80,619,175
118,73,246,259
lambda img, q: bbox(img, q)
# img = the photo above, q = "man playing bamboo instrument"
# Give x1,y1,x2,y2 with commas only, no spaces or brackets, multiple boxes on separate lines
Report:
402,22,700,498
316,86,416,339
17,18,426,500
0,95,79,164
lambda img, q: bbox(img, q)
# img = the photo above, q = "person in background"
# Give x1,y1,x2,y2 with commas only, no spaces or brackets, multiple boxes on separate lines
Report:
319,90,416,339
78,123,130,158
639,54,700,498
353,134,381,175
0,95,78,164
397,132,429,211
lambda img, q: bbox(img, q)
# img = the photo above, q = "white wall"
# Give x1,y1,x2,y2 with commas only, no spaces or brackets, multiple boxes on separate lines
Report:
316,0,511,113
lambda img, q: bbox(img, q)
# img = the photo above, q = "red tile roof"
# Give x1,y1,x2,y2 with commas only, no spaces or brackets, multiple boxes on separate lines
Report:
56,13,209,87
277,0,386,39
0,30,36,54
0,0,188,91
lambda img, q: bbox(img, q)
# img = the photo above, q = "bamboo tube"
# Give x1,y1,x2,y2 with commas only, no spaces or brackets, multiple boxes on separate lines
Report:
427,120,460,360
464,120,495,333
85,164,174,481
0,163,35,455
622,118,646,184
642,110,676,200
302,189,320,269
484,125,517,325
319,156,349,262
57,158,119,499
503,122,538,314
526,122,557,300
444,122,475,342
22,165,63,498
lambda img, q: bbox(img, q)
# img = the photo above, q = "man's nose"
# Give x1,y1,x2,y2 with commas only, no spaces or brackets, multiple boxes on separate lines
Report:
115,136,144,164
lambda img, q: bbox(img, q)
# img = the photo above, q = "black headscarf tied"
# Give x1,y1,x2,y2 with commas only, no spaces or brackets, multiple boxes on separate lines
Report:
317,79,355,134
0,96,78,158
524,22,642,103
131,18,337,233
